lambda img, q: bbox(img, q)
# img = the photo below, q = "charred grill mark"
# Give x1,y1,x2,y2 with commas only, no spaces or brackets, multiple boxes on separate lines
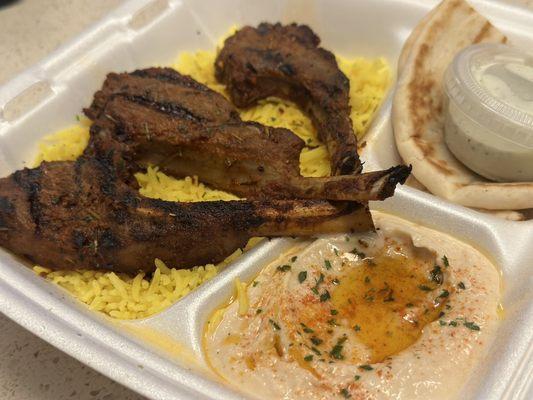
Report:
245,62,257,73
279,63,295,76
13,169,43,234
0,197,14,214
94,152,118,197
73,230,88,249
130,68,209,91
123,94,206,123
246,48,285,64
99,229,120,249
113,208,129,224
122,192,139,208
74,159,84,201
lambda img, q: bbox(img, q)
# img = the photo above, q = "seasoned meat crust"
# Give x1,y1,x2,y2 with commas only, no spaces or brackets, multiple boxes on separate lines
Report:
85,68,409,202
0,152,371,273
215,23,361,175
0,67,408,273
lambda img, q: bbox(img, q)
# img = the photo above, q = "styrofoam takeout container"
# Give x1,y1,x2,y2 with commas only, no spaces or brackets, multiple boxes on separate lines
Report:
0,0,531,399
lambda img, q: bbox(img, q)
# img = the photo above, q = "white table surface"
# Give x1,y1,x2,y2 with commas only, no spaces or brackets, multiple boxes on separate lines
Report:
0,2,146,398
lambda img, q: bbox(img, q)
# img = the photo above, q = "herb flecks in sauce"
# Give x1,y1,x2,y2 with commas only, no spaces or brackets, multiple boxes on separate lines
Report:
331,245,450,363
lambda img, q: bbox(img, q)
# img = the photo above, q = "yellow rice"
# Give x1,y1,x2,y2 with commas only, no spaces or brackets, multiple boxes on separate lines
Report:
33,47,390,320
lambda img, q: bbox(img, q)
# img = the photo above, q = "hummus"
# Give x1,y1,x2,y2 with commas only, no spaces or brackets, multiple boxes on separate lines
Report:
204,212,501,399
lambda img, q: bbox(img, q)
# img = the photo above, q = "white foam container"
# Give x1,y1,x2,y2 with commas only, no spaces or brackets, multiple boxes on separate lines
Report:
0,0,531,399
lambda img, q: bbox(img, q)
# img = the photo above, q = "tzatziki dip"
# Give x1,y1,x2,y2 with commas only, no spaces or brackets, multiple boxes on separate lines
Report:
443,44,533,182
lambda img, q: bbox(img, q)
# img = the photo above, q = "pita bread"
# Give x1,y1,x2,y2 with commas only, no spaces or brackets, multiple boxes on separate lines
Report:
393,0,533,210
406,173,525,221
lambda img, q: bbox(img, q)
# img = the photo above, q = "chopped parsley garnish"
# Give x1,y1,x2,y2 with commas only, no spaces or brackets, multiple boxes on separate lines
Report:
340,388,351,398
439,320,447,326
449,321,458,327
353,325,361,332
418,285,433,291
269,319,281,330
298,271,307,283
363,293,374,302
442,255,449,267
304,354,313,362
320,290,331,302
334,248,339,256
256,308,262,314
291,256,298,262
332,278,340,285
300,323,314,334
457,282,466,290
330,309,338,315
345,236,350,242
310,337,323,346
311,273,325,294
277,264,291,272
464,321,480,331
252,281,259,287
358,364,373,371
351,249,366,258
329,336,347,360
324,260,332,270
437,289,450,299
354,375,361,381
327,319,337,326
383,290,395,302
311,347,322,355
429,265,443,285
405,303,414,308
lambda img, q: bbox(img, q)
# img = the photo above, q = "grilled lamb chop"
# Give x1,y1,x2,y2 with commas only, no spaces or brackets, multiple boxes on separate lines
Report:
215,23,361,175
0,154,371,273
85,68,410,201
0,67,406,273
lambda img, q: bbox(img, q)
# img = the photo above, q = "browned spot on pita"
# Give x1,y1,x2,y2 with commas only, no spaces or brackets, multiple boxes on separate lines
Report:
473,21,493,43
502,36,508,44
408,74,440,137
413,137,454,176
413,137,434,156
428,158,454,176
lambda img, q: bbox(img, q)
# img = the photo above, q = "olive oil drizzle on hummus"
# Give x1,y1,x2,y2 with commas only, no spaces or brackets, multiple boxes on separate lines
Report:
331,241,451,363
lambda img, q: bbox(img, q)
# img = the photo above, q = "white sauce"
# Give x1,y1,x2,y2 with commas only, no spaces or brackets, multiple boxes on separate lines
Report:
444,101,533,182
474,60,533,114
443,45,533,182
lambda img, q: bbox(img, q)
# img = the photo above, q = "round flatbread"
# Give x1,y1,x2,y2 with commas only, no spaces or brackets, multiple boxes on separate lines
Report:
393,0,533,210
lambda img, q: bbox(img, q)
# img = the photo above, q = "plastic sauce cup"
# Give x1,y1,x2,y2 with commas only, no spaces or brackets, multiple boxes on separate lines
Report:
443,43,533,182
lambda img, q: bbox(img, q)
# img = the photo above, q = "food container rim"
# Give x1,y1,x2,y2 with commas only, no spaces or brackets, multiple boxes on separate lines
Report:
0,1,532,400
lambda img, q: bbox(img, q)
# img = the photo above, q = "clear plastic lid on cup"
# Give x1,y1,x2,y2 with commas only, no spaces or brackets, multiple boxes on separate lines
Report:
443,43,533,182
